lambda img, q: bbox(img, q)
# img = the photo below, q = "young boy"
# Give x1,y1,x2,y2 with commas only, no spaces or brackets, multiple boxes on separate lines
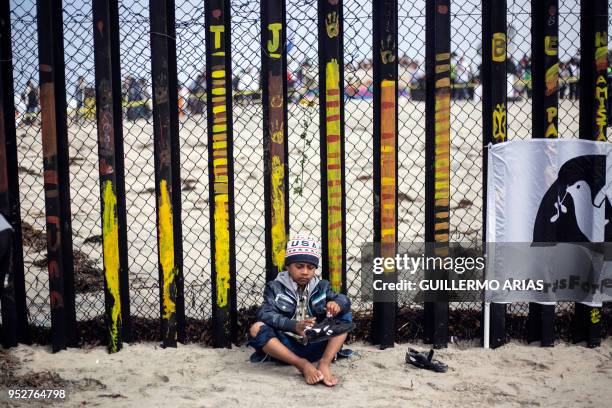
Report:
249,235,352,386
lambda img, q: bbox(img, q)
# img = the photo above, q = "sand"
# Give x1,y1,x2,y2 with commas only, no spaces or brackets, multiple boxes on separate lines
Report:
1,337,611,408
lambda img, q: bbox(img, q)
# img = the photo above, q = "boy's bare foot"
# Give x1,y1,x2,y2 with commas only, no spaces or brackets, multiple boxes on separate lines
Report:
299,360,324,385
317,361,339,387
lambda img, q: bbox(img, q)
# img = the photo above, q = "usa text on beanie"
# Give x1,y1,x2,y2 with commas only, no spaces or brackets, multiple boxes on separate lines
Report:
284,235,321,267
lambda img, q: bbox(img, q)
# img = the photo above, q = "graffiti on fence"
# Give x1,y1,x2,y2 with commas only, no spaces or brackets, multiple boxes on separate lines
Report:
211,66,231,308
325,59,343,291
102,181,121,351
594,31,608,141
380,79,396,258
493,103,507,142
492,32,506,63
262,0,288,280
543,2,559,139
206,0,235,338
434,51,451,250
158,179,177,323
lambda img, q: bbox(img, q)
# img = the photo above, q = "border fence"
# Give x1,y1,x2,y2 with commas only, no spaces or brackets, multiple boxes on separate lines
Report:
0,0,611,353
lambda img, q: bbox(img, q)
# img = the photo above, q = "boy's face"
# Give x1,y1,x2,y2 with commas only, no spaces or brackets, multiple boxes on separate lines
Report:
287,262,317,287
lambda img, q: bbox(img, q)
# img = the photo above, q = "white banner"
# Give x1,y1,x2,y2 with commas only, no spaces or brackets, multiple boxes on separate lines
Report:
486,139,612,303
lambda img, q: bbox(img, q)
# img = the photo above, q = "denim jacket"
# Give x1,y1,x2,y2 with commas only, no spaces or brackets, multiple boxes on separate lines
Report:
256,271,351,333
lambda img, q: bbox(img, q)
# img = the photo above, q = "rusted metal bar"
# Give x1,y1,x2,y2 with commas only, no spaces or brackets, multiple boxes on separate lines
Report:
481,0,508,349
205,0,237,348
261,0,289,282
149,0,185,347
36,0,77,352
424,0,450,349
318,0,346,294
92,0,132,353
371,0,398,350
0,0,30,348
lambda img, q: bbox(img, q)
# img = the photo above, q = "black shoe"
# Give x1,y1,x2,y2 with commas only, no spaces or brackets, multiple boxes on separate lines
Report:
406,348,448,373
304,318,355,343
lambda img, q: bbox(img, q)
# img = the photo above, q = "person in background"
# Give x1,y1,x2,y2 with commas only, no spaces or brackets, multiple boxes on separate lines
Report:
354,58,373,97
454,56,471,100
568,57,580,100
188,71,205,115
297,59,317,102
22,79,38,126
74,76,87,123
344,62,358,98
559,62,570,100
178,82,189,119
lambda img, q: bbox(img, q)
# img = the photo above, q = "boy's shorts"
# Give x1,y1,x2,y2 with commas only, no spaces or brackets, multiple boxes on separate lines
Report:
248,311,352,363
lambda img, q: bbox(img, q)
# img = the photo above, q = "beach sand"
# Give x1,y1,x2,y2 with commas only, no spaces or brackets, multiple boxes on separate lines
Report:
1,337,611,408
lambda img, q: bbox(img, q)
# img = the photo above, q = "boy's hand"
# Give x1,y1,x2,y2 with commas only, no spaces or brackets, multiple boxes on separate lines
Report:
295,318,316,336
326,301,341,317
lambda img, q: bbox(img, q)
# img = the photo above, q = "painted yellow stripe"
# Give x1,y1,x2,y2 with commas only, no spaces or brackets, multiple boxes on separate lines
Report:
102,180,121,352
214,158,228,167
158,179,176,323
213,105,226,114
436,64,450,73
212,70,225,78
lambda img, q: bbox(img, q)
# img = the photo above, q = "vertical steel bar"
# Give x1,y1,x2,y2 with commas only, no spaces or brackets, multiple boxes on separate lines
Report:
529,0,559,347
481,0,507,349
150,0,185,347
109,0,132,342
261,0,289,282
318,0,346,294
92,0,132,353
36,0,77,352
0,0,30,347
574,0,607,348
424,0,450,349
371,0,398,349
205,0,237,348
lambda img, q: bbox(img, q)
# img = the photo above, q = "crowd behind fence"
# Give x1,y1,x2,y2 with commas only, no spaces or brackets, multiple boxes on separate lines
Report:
0,0,611,352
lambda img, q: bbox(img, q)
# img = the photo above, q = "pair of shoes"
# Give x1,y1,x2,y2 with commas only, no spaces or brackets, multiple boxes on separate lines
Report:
303,317,355,343
405,348,448,373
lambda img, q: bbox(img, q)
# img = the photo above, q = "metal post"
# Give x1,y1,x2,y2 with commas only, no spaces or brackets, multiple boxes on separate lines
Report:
318,0,346,294
36,0,77,352
371,0,398,349
481,0,507,349
205,0,237,348
0,0,30,347
261,0,289,282
150,0,185,347
92,0,132,352
529,0,558,347
424,0,450,349
575,0,607,348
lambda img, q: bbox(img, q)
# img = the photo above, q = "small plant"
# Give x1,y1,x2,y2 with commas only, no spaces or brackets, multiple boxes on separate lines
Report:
293,108,315,196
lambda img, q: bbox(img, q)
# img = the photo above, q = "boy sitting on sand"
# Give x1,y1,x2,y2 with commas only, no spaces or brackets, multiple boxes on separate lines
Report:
249,235,352,386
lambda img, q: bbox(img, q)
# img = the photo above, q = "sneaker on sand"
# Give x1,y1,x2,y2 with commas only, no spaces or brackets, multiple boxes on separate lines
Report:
303,318,355,343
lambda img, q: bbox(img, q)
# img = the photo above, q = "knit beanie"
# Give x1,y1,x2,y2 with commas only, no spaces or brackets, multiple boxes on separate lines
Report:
284,234,321,268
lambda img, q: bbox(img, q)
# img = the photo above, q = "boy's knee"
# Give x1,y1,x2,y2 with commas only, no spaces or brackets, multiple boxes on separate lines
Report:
249,322,265,338
336,311,353,323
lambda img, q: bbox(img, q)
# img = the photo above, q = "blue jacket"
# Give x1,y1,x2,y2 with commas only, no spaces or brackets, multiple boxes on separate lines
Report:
257,271,351,333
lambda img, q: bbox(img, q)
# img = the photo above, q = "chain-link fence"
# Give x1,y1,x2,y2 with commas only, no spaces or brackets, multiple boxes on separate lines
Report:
4,0,610,342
